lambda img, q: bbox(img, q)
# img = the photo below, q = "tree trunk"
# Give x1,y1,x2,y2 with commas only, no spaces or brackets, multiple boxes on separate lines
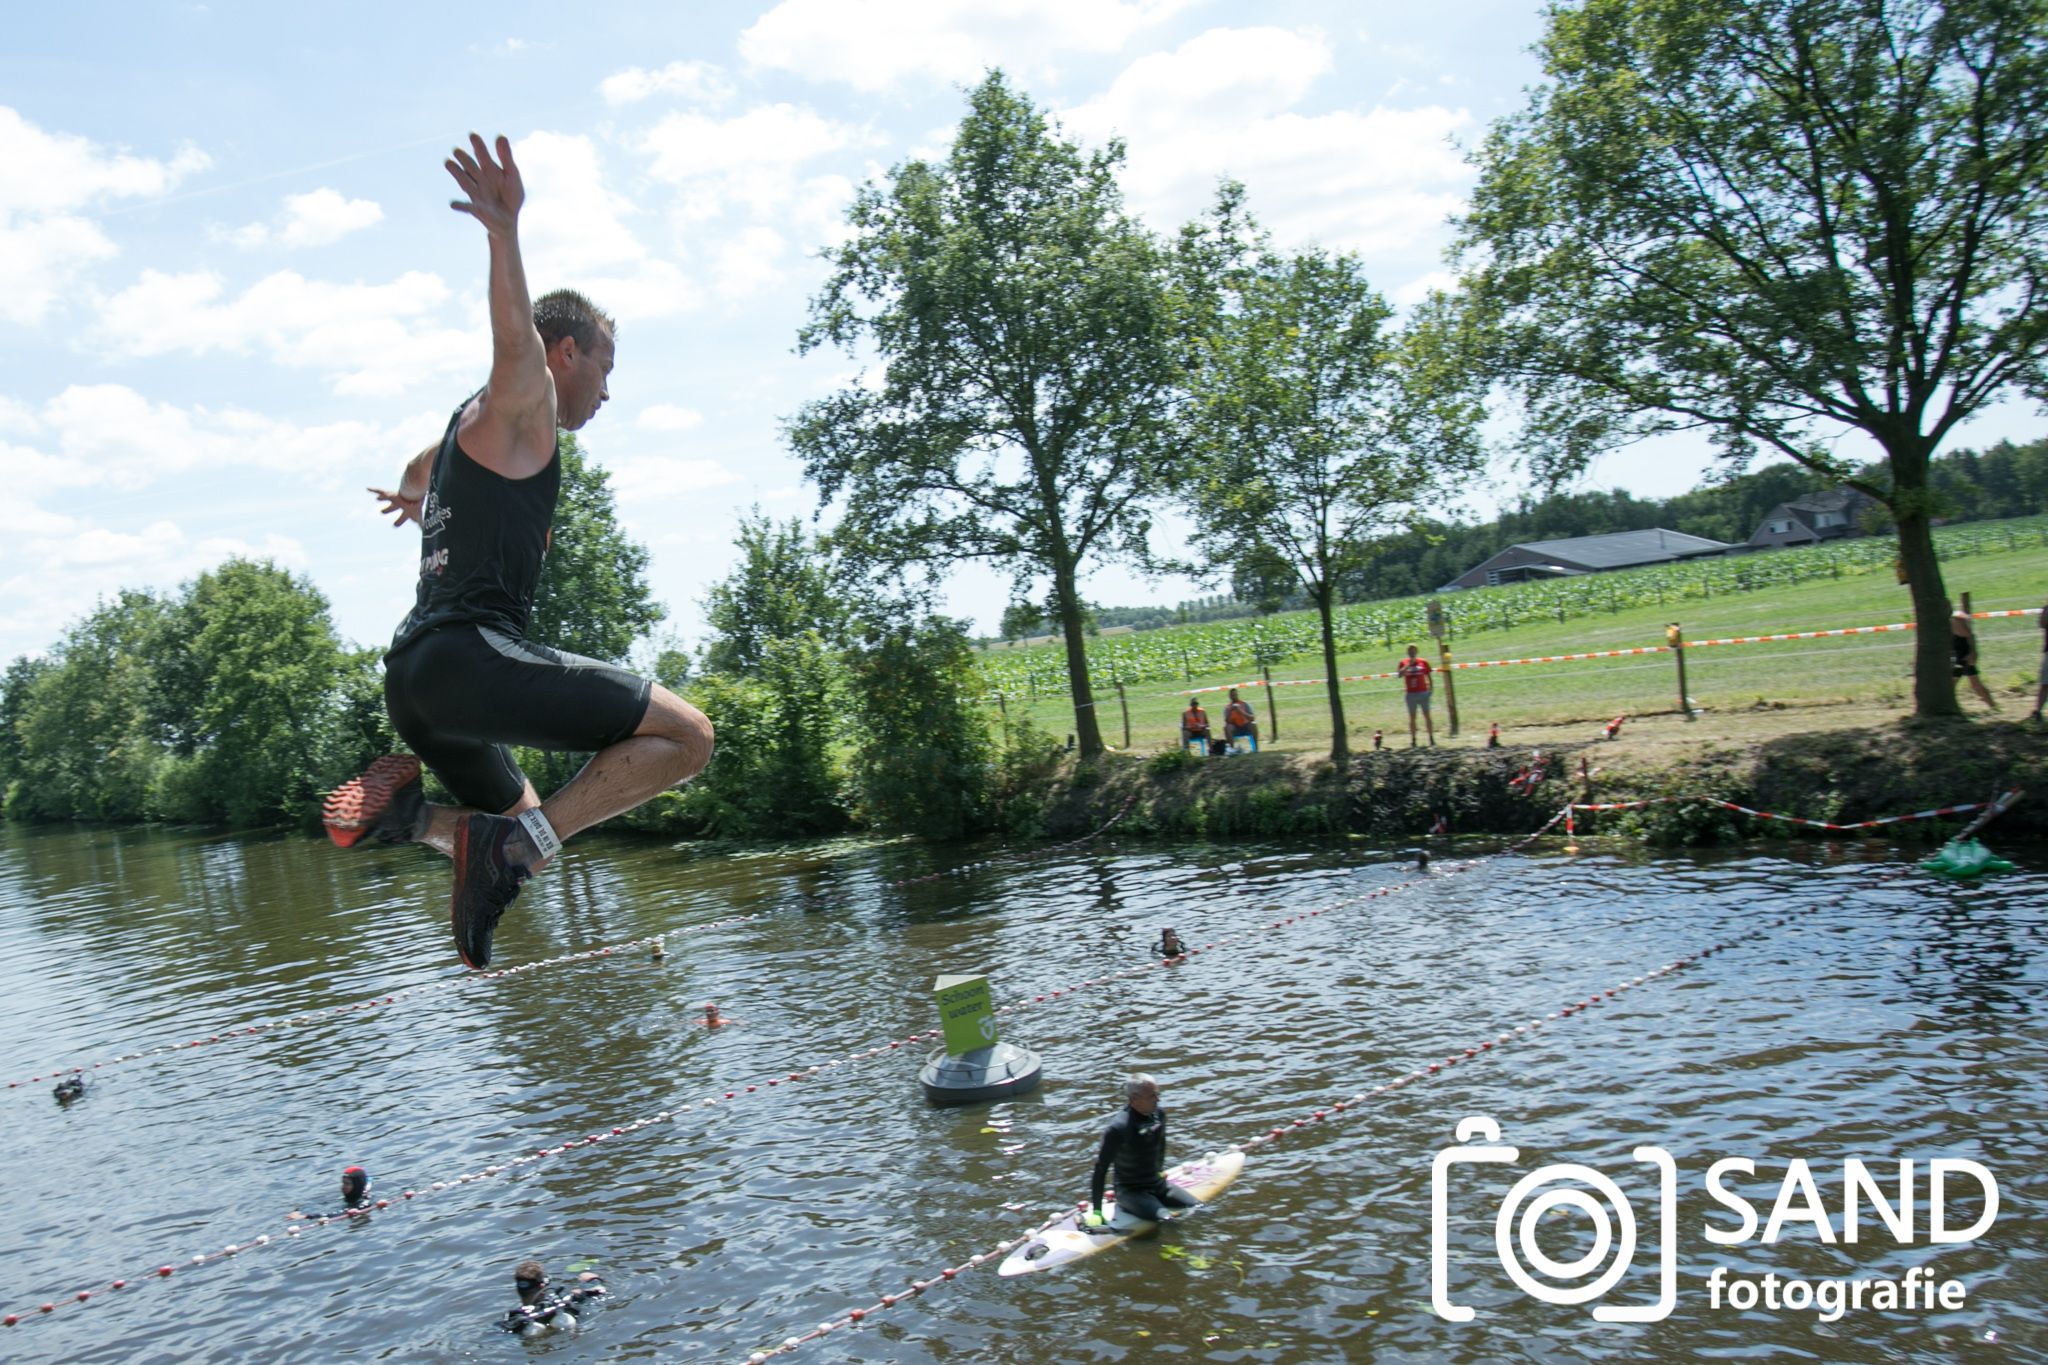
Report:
1896,506,1960,719
1317,581,1348,765
1887,436,1960,719
1052,564,1105,758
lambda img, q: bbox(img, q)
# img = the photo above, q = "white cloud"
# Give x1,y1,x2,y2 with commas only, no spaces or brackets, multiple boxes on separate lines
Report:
738,0,1194,91
515,130,700,319
636,403,704,432
600,60,735,107
0,214,119,325
631,105,870,289
0,523,308,655
0,107,210,326
95,268,478,397
1063,27,1473,255
1391,269,1459,309
713,225,788,299
227,187,385,250
0,106,210,217
604,455,740,502
18,383,430,492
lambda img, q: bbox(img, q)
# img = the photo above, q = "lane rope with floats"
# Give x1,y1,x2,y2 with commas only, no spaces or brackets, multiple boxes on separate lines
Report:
739,870,1916,1362
7,794,1148,1095
3,786,2020,1339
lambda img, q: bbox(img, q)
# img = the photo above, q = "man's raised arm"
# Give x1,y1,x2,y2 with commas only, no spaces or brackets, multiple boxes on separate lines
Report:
445,133,554,472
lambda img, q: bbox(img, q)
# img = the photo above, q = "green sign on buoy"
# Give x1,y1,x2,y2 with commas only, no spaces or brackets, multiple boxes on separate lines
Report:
934,974,998,1056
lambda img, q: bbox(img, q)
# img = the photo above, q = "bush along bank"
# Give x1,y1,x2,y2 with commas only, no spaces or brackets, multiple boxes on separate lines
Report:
1019,718,2048,847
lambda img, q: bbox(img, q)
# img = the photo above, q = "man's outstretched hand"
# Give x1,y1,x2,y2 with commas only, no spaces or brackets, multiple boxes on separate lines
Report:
446,132,523,236
369,486,424,529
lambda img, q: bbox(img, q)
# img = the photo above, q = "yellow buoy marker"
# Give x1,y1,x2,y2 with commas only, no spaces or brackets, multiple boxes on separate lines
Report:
919,973,1043,1106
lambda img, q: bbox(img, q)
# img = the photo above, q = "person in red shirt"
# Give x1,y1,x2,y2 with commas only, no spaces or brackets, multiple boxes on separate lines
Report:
1397,645,1436,747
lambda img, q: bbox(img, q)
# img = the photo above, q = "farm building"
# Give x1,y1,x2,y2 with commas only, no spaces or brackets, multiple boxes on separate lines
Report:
1747,488,1880,548
1440,528,1736,590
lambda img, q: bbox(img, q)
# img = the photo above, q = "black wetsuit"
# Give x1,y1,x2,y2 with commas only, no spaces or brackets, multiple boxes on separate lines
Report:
1091,1104,1196,1223
382,392,650,812
503,1282,606,1334
1953,629,1979,677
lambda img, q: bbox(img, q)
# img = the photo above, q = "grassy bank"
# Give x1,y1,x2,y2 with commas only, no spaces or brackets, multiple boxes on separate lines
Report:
990,541,2048,757
1018,701,2048,847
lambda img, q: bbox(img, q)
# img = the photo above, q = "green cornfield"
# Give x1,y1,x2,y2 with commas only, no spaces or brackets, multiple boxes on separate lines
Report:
975,517,2048,699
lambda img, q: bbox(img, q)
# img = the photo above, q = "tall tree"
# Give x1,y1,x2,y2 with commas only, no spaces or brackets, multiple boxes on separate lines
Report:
9,590,169,821
1190,249,1484,762
701,511,844,676
790,71,1200,758
151,559,362,827
1452,0,2048,716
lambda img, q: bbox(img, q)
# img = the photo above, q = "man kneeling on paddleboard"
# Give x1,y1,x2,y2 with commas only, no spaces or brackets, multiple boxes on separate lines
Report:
1086,1073,1198,1229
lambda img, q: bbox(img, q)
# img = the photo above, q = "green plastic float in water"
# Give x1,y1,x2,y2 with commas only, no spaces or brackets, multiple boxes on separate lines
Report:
1921,838,2017,880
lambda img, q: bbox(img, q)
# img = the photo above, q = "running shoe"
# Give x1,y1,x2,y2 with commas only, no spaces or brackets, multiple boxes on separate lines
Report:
323,755,424,848
450,813,532,969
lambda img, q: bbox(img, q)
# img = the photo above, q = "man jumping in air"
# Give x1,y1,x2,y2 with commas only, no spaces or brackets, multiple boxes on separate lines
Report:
323,133,714,969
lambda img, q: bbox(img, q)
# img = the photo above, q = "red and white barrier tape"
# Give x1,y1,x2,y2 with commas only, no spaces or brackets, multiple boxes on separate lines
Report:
1152,607,2043,697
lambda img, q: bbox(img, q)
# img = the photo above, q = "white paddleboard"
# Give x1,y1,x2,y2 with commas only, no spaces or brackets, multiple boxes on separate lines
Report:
998,1149,1245,1276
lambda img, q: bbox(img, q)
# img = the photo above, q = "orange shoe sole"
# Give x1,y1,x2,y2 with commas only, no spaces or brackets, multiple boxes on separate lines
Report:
323,755,422,848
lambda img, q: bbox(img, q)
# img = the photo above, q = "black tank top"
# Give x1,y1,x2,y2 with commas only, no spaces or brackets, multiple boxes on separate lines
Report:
388,391,560,654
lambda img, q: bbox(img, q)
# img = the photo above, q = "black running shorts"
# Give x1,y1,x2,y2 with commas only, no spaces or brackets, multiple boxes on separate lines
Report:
383,624,653,812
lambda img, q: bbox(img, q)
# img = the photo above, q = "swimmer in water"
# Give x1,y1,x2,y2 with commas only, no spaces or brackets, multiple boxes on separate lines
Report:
52,1076,85,1104
1153,927,1186,959
288,1164,375,1221
502,1260,606,1335
700,1002,737,1027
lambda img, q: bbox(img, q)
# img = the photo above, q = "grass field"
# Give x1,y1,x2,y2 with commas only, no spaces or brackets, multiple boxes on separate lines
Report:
988,542,2048,757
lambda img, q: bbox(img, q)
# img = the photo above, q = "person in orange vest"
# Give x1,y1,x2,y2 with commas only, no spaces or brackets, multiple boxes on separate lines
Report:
1397,645,1436,747
1181,699,1211,751
1222,688,1258,752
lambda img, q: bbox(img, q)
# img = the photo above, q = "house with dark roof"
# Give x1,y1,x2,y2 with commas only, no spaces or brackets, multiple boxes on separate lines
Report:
1440,528,1736,591
1747,488,1879,548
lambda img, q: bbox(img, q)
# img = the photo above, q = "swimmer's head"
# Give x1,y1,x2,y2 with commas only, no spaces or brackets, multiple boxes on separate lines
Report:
1160,927,1182,953
703,1003,721,1025
341,1165,370,1204
514,1259,548,1305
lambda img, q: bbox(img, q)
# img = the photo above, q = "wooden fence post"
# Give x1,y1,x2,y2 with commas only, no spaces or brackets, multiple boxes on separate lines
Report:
1262,665,1279,741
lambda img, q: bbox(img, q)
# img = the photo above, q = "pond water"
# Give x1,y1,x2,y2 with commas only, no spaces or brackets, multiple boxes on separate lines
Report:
0,820,2041,1363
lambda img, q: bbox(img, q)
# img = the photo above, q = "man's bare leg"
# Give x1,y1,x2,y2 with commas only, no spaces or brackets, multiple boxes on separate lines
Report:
387,687,711,865
509,686,712,868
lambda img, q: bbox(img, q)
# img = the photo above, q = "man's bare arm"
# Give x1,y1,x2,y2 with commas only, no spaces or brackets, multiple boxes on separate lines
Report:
445,133,556,477
369,442,438,529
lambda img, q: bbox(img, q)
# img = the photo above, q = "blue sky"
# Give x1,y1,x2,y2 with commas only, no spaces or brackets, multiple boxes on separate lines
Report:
2,1,2037,666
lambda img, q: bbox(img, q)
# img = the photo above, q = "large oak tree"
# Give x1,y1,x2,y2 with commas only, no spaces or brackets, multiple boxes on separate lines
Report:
789,72,1203,757
1454,0,2048,716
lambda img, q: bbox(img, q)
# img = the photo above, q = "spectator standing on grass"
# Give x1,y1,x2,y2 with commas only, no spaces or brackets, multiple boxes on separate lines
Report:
1397,645,1436,747
1950,601,1998,711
